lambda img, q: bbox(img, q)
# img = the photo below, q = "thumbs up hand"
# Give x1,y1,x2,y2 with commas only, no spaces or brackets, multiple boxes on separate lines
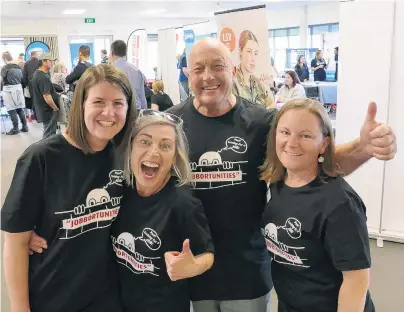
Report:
359,102,396,160
165,239,198,281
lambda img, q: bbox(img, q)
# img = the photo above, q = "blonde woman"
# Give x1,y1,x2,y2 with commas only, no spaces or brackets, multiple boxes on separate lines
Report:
151,80,174,111
112,110,214,311
311,50,327,82
28,110,215,312
51,62,67,92
260,99,375,312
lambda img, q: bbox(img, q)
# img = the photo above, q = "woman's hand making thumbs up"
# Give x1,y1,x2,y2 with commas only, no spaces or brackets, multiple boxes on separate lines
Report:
164,239,214,281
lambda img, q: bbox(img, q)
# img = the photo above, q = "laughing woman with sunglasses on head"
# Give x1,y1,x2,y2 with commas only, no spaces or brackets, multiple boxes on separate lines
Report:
111,110,214,312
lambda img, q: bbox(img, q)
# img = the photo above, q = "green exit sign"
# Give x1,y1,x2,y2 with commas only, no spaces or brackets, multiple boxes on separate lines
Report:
84,18,95,23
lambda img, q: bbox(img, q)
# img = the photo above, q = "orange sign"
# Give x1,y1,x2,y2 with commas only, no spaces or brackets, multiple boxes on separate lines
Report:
220,27,236,52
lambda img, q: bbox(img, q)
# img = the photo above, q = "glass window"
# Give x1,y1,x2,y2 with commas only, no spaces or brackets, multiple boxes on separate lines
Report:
289,36,300,49
311,34,323,50
268,27,300,72
274,36,288,71
330,24,339,33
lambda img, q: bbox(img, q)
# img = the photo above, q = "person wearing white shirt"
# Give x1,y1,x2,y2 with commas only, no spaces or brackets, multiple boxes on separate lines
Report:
277,70,306,103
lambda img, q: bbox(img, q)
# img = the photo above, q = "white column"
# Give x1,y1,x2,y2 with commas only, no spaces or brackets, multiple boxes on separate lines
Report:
379,0,404,242
337,1,399,237
299,5,308,49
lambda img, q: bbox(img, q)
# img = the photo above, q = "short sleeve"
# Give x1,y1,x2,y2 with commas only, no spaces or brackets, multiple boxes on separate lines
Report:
39,75,52,95
311,59,316,68
151,94,158,105
323,196,371,272
176,194,215,256
1,148,45,232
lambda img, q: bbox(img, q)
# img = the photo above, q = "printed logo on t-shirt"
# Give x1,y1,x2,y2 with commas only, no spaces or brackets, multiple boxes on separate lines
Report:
55,170,124,240
111,228,161,276
262,218,310,268
190,136,248,190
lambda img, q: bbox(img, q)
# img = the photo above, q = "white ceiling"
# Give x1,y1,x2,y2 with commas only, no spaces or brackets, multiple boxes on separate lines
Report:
1,0,325,21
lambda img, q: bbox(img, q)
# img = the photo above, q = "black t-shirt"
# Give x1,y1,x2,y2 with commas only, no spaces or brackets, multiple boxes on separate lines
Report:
31,69,58,122
151,93,174,111
111,177,214,312
311,58,327,82
167,96,276,301
1,135,124,312
261,176,374,312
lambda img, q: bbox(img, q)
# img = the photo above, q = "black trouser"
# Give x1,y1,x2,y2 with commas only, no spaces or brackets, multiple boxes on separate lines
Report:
8,108,27,130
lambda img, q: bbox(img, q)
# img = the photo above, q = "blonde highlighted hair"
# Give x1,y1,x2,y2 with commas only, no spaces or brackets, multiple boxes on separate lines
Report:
260,98,341,183
124,114,192,187
152,80,164,94
53,62,66,74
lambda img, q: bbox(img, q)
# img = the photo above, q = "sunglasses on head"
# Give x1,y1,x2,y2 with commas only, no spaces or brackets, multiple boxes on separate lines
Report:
139,109,183,125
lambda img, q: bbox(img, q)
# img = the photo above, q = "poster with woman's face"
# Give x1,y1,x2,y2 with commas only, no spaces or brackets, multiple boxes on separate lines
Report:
215,7,275,108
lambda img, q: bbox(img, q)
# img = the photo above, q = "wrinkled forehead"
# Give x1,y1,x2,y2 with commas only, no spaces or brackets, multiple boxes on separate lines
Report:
189,45,231,67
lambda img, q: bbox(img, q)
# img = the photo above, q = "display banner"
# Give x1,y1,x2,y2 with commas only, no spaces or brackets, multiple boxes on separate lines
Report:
215,5,275,108
127,29,147,71
69,43,95,68
25,41,49,61
183,21,216,59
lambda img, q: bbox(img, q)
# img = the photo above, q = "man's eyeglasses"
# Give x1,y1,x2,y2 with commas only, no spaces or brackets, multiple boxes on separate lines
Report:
139,109,183,125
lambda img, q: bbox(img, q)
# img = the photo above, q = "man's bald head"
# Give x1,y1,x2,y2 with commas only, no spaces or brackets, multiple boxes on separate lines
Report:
187,38,235,113
188,38,232,67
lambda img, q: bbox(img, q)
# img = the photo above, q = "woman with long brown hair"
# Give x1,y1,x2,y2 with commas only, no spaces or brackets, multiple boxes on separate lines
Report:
1,64,136,312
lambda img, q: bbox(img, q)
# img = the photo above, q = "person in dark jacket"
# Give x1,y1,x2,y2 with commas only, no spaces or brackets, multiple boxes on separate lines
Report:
295,55,310,82
66,45,92,91
22,51,39,121
1,52,28,135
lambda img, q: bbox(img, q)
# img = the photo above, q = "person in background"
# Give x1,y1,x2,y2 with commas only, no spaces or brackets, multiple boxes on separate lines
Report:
260,99,375,312
51,62,68,92
151,80,174,112
334,47,339,81
167,38,396,312
270,55,279,78
144,78,154,109
311,50,327,82
113,110,214,311
51,62,69,124
2,64,136,312
177,48,189,102
17,53,25,69
31,53,60,139
277,70,306,103
22,50,39,121
295,55,310,82
1,51,28,135
233,30,274,108
101,49,108,64
110,40,147,111
66,45,92,91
